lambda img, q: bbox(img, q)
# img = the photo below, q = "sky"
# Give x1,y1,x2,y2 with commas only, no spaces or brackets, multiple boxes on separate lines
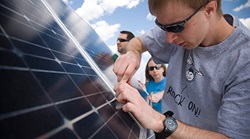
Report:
61,0,250,55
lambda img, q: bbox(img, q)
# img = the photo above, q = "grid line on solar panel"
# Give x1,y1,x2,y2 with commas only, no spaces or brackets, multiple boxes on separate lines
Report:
1,3,98,120
8,37,94,75
42,0,116,95
0,9,95,77
36,98,117,139
0,74,114,138
0,0,71,55
42,0,114,70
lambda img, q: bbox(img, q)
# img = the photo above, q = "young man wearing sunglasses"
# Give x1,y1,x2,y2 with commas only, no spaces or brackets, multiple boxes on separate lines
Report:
113,0,250,139
114,30,146,91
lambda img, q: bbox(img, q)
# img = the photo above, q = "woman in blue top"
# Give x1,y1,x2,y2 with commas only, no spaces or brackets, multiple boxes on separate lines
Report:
145,58,167,113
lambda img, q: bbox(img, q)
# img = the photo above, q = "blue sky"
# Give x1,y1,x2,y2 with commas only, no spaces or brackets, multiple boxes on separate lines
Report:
62,0,250,54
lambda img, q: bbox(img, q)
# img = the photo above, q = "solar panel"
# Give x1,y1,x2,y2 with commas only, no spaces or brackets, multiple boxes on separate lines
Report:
0,0,145,138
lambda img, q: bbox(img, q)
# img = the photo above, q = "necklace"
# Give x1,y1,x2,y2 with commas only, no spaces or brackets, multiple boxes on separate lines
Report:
186,50,204,81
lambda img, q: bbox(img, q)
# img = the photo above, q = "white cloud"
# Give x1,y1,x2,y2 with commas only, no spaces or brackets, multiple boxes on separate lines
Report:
137,30,146,35
108,44,117,54
240,17,250,29
100,0,141,12
76,0,142,22
146,13,155,21
233,0,250,12
223,0,239,2
75,0,104,21
91,20,120,41
75,0,143,46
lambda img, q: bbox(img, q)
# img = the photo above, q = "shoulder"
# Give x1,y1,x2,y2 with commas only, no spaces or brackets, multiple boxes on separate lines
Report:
229,14,250,35
141,26,172,49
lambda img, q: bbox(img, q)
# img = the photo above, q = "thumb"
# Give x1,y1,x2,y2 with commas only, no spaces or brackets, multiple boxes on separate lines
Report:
120,75,133,87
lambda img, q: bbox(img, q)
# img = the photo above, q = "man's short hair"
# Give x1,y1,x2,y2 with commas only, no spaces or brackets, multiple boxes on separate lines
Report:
148,0,222,16
120,30,135,41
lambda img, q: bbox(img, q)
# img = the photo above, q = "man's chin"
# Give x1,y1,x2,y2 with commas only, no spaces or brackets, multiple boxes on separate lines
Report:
182,45,196,50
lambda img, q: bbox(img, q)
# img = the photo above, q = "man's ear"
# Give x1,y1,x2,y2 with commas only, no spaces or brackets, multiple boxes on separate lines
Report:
204,1,217,17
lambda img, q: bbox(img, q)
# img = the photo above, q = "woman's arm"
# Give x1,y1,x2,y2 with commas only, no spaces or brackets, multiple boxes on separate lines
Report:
149,91,164,103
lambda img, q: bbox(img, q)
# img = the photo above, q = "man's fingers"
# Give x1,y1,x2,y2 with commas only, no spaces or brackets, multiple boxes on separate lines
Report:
113,53,139,83
122,102,135,112
113,56,123,76
113,56,130,82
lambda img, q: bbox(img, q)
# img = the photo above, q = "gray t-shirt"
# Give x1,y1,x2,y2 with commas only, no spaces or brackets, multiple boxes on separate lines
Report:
141,15,250,139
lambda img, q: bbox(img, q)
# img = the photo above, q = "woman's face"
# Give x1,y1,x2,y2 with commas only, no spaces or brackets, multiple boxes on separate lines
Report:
148,60,164,81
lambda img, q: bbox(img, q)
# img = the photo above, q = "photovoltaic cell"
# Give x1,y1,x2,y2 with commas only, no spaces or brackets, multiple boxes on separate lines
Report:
0,0,144,138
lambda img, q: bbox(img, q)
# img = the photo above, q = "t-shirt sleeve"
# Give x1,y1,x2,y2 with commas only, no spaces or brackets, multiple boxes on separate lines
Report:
141,26,175,64
217,57,250,138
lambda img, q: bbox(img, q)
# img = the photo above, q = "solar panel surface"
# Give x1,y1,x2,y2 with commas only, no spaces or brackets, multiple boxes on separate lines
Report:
0,0,143,138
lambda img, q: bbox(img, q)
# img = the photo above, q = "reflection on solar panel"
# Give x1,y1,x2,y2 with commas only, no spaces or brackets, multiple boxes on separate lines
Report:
0,0,145,138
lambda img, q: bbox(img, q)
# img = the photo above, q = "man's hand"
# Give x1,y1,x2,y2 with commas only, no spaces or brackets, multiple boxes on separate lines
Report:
113,51,140,83
114,82,164,131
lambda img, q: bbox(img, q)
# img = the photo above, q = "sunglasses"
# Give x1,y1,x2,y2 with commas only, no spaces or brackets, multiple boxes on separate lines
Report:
155,5,204,33
148,65,162,71
117,38,128,42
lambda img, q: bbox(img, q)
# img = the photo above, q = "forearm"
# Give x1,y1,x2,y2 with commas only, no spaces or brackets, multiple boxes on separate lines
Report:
150,91,164,103
126,37,147,57
152,116,231,139
156,91,164,99
171,121,230,139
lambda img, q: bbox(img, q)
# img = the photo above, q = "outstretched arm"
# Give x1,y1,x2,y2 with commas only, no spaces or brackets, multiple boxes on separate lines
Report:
149,91,164,103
